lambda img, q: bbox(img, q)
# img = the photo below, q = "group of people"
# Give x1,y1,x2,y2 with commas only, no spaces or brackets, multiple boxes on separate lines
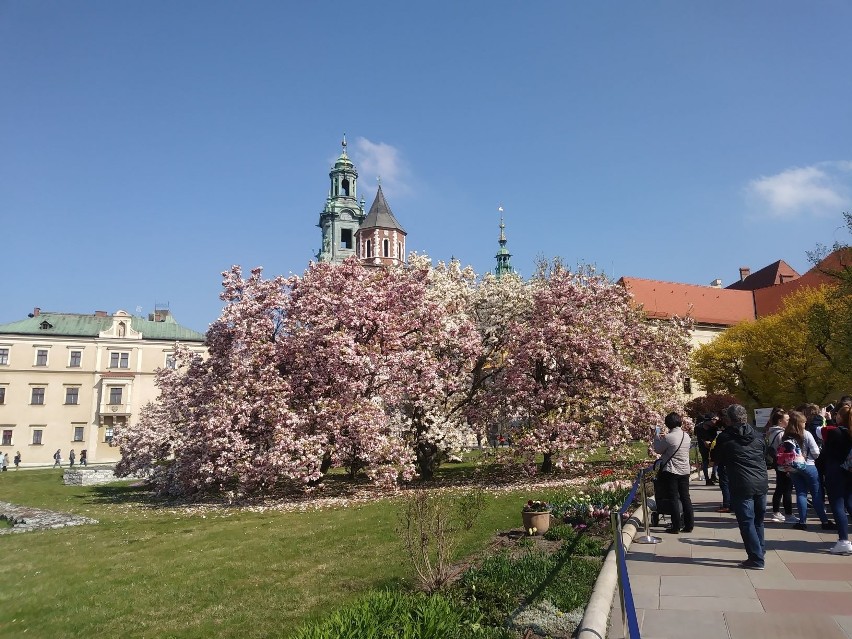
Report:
0,451,20,471
52,449,87,468
653,398,852,571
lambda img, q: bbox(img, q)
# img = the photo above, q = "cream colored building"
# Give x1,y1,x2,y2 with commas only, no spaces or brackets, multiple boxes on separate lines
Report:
0,308,205,467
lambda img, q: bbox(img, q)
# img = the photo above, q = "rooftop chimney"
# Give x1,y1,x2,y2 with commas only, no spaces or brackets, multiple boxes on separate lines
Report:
739,267,751,282
33,307,41,317
94,310,108,317
710,279,723,288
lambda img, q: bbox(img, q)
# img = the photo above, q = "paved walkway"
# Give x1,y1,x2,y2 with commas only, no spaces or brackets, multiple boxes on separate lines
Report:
608,477,852,639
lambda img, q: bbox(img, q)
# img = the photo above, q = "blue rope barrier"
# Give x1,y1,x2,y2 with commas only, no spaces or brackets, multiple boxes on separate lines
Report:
613,464,656,638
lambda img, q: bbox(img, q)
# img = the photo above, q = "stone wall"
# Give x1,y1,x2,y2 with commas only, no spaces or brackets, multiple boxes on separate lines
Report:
63,468,123,486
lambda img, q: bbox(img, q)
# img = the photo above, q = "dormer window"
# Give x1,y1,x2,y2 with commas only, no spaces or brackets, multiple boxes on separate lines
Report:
117,322,126,337
40,321,53,330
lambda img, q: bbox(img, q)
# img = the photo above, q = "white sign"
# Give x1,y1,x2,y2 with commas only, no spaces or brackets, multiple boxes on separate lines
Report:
754,407,774,431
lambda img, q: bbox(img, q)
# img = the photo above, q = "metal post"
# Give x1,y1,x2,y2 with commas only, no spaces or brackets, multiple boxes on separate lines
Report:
633,470,662,544
610,511,627,638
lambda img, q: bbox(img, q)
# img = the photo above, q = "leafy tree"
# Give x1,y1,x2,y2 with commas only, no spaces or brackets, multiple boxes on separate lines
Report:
691,285,849,409
684,393,740,420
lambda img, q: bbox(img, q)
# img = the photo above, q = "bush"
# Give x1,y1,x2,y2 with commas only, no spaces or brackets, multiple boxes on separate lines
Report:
542,524,608,557
289,590,509,639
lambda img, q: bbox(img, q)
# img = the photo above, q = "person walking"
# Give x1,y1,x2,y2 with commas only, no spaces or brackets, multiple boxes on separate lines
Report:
653,412,694,534
1,452,7,471
69,449,76,468
782,411,835,531
53,449,62,468
711,404,769,570
14,451,21,470
766,409,795,523
80,450,87,466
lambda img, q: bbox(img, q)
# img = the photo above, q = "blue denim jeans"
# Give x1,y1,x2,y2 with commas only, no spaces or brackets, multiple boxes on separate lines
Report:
789,464,828,524
824,463,852,541
731,493,767,566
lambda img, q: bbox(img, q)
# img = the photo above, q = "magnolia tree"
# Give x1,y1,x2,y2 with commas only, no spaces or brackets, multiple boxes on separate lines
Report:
116,256,482,494
484,260,692,474
116,255,691,495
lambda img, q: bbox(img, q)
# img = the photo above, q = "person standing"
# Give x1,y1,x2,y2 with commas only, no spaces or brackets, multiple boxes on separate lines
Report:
696,414,718,485
783,411,835,531
1,452,7,471
766,409,795,523
711,404,769,570
80,450,87,466
69,449,76,468
653,412,694,534
14,451,21,470
819,405,852,554
53,449,62,468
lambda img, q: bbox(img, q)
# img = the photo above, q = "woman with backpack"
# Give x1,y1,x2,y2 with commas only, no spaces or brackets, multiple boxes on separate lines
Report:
818,405,852,555
766,408,794,523
781,411,835,531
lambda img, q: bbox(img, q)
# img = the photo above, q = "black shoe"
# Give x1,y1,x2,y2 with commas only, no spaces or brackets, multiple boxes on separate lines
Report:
822,520,837,530
681,527,693,533
709,478,718,484
664,527,680,534
792,522,807,530
738,560,765,570
705,480,714,486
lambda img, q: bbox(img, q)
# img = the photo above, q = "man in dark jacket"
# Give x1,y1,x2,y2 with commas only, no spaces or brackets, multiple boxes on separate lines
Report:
711,404,769,569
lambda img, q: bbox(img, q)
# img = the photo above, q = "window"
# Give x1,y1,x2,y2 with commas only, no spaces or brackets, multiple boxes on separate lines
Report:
73,426,85,442
2,429,11,446
383,239,389,258
104,425,114,445
32,429,43,445
683,377,692,394
65,387,79,405
0,387,5,405
31,387,45,405
117,322,126,337
109,387,123,405
35,349,48,366
109,352,129,368
165,354,177,370
0,348,8,365
366,239,372,258
69,350,82,367
340,228,353,249
341,178,350,196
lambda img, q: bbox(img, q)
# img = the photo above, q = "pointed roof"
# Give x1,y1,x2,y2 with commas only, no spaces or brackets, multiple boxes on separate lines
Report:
725,260,799,291
360,184,405,233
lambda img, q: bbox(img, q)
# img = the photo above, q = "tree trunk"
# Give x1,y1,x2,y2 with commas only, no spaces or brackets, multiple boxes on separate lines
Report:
540,452,554,474
416,441,440,481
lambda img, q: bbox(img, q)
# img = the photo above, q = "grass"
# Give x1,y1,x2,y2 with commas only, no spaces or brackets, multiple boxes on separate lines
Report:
0,470,562,638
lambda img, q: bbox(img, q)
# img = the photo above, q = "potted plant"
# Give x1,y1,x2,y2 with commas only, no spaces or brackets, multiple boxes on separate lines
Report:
521,500,552,535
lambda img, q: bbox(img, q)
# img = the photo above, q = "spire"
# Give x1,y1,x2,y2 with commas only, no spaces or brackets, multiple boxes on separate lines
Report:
494,205,514,278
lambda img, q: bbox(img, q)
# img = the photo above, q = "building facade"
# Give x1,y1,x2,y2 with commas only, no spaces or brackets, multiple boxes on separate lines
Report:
0,308,205,467
317,137,407,266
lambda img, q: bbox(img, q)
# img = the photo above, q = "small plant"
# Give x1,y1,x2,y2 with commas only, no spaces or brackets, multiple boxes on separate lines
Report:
522,499,551,512
397,489,485,593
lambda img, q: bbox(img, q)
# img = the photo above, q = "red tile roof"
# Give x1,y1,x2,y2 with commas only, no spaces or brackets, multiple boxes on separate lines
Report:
618,277,755,326
726,260,800,291
754,248,852,317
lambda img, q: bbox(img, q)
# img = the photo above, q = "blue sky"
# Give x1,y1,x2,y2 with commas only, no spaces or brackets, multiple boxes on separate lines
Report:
2,1,851,332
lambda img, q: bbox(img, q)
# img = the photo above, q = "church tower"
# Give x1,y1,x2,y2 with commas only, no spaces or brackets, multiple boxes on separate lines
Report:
317,136,366,263
494,206,514,278
356,181,407,267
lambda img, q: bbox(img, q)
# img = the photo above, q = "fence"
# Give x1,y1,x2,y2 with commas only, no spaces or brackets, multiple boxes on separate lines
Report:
608,463,661,639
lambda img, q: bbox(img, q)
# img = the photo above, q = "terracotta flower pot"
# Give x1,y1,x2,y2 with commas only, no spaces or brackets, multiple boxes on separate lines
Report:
521,510,552,535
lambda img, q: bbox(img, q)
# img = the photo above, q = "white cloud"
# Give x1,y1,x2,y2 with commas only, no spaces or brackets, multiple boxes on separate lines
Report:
350,137,413,200
746,161,852,218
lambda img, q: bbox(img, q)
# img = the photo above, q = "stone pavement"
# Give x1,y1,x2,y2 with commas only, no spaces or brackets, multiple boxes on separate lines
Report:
0,501,98,534
608,477,852,639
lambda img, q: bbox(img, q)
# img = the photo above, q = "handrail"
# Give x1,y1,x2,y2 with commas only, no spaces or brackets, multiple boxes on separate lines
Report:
610,463,657,639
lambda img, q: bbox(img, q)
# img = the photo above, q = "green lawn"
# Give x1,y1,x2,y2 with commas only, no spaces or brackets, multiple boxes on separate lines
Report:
0,470,554,638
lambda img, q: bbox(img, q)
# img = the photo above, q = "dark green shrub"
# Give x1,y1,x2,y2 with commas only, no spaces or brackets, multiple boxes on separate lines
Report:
289,589,509,639
543,524,609,557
